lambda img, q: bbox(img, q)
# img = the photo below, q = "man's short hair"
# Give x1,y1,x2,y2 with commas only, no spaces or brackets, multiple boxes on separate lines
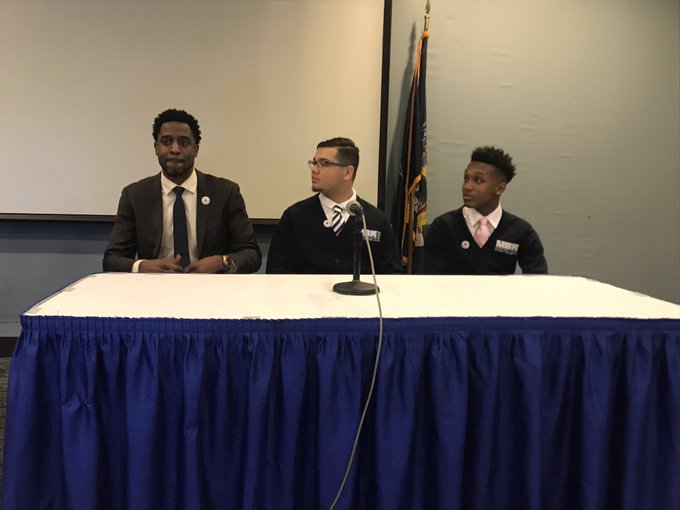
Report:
317,137,360,176
153,109,202,144
470,146,516,182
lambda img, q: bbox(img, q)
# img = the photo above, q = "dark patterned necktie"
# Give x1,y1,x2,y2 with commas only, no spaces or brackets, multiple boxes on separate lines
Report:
331,204,344,236
172,186,190,267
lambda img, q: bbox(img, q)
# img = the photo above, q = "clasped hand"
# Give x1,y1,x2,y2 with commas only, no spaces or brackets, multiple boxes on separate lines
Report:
138,254,224,274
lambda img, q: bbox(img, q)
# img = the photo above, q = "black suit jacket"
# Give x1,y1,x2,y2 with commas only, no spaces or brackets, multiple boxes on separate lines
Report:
103,170,261,273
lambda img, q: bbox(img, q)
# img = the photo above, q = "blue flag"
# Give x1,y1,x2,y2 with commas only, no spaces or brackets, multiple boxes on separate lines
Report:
393,28,429,274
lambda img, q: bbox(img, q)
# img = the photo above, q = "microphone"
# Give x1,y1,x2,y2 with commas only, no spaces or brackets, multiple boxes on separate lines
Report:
346,200,363,216
328,197,384,510
332,200,378,296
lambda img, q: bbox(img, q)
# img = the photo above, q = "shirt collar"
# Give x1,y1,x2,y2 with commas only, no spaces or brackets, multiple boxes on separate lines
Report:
318,189,357,214
161,168,197,195
463,203,503,229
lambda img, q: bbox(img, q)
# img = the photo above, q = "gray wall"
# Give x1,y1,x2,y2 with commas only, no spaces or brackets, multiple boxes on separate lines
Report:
387,0,679,303
0,221,271,337
0,222,109,337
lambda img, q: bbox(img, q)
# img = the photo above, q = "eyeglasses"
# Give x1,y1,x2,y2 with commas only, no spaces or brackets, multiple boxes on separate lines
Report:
308,159,347,170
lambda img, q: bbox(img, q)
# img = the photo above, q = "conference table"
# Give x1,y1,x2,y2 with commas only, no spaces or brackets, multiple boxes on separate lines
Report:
3,273,680,510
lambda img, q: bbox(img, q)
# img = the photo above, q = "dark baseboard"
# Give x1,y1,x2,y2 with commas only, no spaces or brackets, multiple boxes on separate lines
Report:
0,337,17,357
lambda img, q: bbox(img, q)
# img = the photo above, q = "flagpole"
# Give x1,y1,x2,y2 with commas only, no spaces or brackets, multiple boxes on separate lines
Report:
405,1,430,274
406,190,415,274
411,0,430,274
396,0,430,274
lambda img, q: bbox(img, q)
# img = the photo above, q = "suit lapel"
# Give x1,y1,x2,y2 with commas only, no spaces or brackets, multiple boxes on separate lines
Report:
146,174,163,258
196,170,209,256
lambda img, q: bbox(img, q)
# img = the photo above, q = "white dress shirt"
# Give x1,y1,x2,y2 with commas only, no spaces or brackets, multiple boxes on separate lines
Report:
463,204,503,239
318,189,357,230
132,169,198,272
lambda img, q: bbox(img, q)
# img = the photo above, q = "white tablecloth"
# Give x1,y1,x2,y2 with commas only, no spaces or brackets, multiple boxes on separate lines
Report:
25,273,680,320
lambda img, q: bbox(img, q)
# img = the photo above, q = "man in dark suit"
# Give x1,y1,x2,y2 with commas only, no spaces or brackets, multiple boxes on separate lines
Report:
103,108,261,273
266,137,401,274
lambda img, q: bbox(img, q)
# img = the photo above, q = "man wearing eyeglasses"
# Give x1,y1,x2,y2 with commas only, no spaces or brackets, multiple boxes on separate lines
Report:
266,137,402,274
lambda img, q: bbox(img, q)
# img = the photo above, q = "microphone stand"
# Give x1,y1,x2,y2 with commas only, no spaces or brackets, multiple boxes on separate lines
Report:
333,214,379,296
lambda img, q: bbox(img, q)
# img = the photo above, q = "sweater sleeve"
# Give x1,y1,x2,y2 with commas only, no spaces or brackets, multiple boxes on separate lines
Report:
423,217,453,274
373,214,404,274
265,207,296,274
518,226,548,274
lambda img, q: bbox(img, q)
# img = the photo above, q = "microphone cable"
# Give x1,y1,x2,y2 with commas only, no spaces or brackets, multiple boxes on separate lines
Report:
327,211,384,510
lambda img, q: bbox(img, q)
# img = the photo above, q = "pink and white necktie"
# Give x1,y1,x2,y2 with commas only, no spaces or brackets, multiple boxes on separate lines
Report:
474,216,490,247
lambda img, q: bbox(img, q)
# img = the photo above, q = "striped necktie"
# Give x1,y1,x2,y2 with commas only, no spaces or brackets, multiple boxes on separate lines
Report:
331,204,344,236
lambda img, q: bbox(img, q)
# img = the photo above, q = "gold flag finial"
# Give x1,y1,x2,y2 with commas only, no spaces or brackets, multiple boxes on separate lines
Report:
424,0,430,32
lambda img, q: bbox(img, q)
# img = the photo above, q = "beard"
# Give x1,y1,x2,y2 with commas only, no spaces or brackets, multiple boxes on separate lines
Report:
161,157,192,180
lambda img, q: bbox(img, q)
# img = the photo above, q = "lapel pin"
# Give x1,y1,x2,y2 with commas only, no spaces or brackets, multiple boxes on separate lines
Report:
201,196,210,205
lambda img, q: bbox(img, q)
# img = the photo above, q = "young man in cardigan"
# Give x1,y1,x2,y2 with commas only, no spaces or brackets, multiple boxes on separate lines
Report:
266,137,402,274
424,146,547,275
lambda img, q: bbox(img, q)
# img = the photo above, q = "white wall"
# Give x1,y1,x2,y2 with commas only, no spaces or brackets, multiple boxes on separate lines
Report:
387,0,680,303
0,0,383,219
